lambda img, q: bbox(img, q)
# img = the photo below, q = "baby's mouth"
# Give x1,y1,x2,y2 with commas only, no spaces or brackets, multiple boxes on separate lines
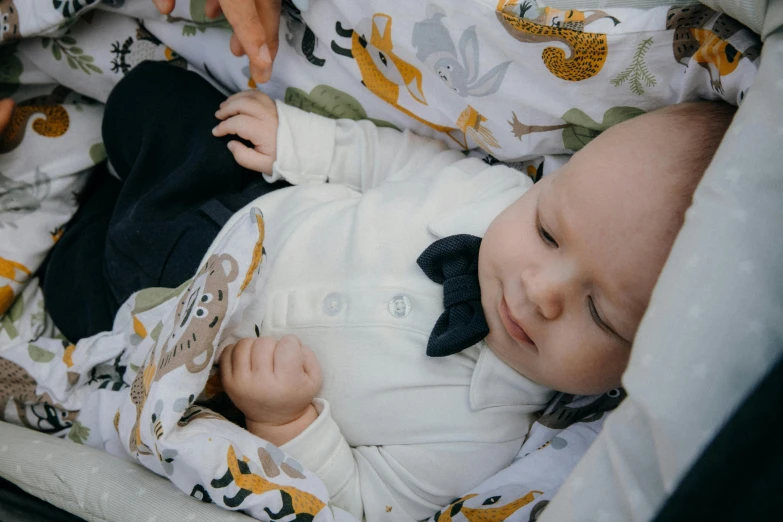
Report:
499,296,536,347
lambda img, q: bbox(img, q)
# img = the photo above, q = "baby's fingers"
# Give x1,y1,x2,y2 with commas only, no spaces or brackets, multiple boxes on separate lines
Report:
214,113,264,139
215,92,273,121
227,140,274,174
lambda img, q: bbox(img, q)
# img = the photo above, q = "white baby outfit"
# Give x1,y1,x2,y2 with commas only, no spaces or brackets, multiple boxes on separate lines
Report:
214,101,554,519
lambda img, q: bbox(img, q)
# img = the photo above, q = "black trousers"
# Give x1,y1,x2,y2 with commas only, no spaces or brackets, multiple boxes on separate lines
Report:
41,61,287,342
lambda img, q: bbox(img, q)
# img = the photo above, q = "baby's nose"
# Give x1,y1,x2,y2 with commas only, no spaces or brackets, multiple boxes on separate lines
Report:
523,268,567,320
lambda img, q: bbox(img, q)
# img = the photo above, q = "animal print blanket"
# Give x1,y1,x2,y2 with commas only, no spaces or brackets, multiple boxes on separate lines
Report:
0,0,760,520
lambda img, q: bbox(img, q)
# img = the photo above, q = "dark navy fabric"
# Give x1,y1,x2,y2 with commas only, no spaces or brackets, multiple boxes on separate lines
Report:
416,234,489,357
41,61,288,342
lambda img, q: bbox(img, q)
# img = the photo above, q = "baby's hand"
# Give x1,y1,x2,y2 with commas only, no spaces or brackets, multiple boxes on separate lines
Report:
213,90,278,174
220,335,322,445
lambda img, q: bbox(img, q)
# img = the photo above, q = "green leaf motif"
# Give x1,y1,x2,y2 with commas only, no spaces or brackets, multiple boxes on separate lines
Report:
42,38,51,49
52,45,62,61
182,25,197,37
85,63,102,74
562,125,601,152
8,293,24,322
67,420,90,445
0,315,19,340
132,279,191,314
89,143,106,164
561,106,646,151
150,322,163,342
284,85,399,130
67,56,78,70
611,37,657,96
28,344,55,363
60,36,77,46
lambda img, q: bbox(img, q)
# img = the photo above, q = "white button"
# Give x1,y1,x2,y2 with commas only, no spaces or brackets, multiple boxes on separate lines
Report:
388,295,411,318
323,293,344,316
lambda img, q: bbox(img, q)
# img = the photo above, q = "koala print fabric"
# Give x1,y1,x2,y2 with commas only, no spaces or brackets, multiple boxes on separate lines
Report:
0,208,353,520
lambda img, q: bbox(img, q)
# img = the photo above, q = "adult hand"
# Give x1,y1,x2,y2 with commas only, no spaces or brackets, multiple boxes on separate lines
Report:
153,0,282,84
0,98,14,136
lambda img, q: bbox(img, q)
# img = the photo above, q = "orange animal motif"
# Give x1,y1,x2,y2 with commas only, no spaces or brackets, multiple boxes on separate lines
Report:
456,106,499,151
0,86,70,153
434,488,543,522
239,208,265,295
331,15,468,148
496,1,610,82
209,445,326,515
0,256,30,315
666,5,761,94
529,5,619,30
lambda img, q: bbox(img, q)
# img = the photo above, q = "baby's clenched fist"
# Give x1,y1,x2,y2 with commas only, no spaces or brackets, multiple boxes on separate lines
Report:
220,335,322,445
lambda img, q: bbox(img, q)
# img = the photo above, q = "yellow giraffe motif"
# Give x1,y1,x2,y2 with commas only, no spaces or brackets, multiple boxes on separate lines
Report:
435,489,543,522
331,15,468,148
210,445,326,515
239,209,265,295
456,106,500,151
496,0,610,82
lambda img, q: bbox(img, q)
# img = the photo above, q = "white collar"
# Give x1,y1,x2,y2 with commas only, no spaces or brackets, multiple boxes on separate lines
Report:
427,168,531,240
469,342,554,411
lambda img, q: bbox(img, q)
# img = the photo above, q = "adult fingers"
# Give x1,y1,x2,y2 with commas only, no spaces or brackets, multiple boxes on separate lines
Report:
227,140,273,173
0,99,15,135
218,0,267,67
257,0,281,62
152,0,176,15
229,33,243,57
204,0,222,18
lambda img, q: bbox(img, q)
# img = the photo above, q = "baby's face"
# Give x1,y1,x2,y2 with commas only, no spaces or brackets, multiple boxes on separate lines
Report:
479,114,684,394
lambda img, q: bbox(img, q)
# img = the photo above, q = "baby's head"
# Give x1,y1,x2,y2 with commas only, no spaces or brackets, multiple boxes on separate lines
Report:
479,102,735,394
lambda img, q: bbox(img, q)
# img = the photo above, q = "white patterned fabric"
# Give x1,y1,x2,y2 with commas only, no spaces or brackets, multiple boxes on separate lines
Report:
0,0,768,521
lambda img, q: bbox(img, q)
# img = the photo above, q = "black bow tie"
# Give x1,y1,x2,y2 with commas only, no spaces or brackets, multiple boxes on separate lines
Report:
417,234,489,357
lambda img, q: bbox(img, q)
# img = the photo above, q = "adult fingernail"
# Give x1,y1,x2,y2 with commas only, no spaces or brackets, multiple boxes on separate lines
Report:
258,43,271,65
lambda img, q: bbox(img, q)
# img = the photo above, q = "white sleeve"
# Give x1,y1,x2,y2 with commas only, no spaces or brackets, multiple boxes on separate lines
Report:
266,101,453,192
281,400,522,520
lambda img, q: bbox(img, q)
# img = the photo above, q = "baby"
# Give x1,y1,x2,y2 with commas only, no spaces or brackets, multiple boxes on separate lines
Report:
212,88,734,517
43,63,734,519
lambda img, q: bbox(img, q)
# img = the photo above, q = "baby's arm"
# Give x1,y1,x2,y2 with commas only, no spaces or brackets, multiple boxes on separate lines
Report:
220,335,322,446
278,406,523,520
213,90,461,192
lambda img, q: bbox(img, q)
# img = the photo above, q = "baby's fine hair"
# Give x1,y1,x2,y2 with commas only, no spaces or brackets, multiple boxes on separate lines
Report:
654,101,737,208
